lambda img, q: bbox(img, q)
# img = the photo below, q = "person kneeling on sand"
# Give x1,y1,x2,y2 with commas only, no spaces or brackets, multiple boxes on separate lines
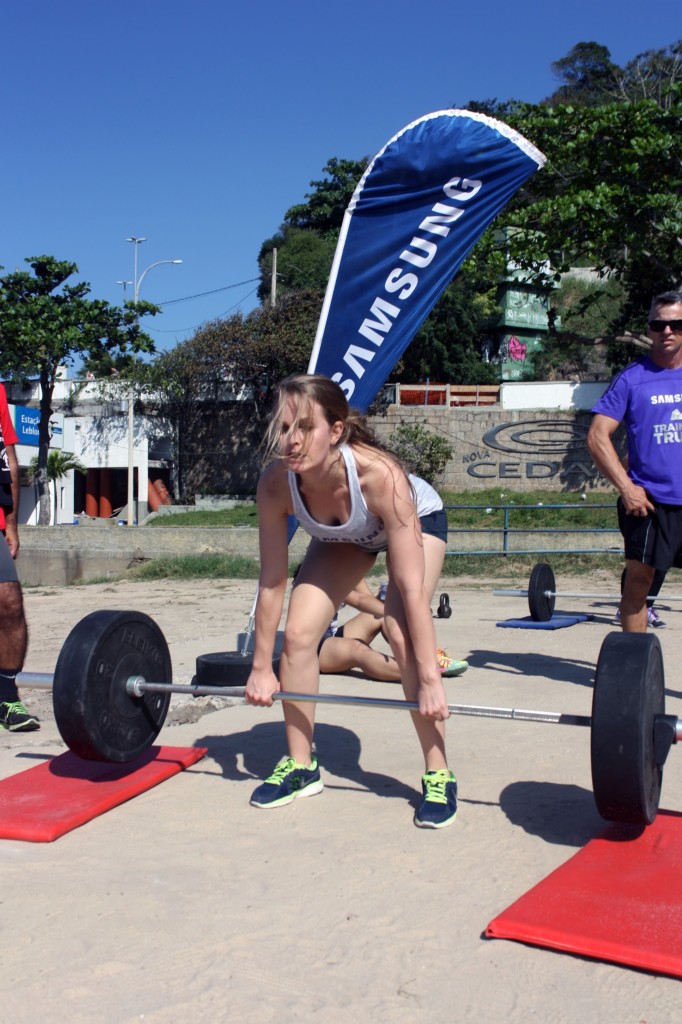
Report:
318,577,468,681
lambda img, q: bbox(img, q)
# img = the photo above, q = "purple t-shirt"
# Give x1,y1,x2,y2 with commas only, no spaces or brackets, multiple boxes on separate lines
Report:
592,357,682,503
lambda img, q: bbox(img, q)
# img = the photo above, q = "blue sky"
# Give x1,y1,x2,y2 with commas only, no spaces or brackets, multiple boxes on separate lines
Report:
2,0,678,356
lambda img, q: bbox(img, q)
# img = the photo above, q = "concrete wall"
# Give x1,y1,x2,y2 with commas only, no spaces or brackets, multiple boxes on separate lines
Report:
16,523,314,587
370,405,610,494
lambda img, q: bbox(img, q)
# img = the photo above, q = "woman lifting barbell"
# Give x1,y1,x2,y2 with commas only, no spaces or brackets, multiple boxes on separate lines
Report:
244,374,458,828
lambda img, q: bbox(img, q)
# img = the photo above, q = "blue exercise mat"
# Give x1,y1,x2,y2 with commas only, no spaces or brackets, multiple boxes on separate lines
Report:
497,614,594,630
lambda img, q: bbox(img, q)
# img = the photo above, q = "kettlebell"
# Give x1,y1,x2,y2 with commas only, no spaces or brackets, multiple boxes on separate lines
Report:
437,593,452,619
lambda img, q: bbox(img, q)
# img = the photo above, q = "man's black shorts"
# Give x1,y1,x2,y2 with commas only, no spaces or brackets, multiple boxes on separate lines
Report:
618,498,682,572
0,531,19,584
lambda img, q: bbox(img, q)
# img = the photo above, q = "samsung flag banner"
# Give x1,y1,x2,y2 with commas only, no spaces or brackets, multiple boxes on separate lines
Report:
308,109,546,411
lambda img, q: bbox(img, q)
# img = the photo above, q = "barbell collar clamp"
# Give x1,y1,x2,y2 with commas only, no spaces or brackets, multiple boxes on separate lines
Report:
654,714,680,766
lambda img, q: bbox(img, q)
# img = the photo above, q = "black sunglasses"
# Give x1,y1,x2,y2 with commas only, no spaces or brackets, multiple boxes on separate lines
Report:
649,319,682,333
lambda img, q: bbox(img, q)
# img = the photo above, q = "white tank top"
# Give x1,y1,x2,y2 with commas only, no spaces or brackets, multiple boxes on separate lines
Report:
287,444,442,553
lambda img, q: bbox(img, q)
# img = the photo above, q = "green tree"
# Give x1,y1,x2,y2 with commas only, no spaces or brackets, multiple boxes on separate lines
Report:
27,449,87,525
284,157,368,234
0,256,158,523
614,40,682,108
496,94,681,347
135,292,318,496
398,271,500,385
257,158,367,304
546,41,621,106
257,227,337,304
532,274,627,380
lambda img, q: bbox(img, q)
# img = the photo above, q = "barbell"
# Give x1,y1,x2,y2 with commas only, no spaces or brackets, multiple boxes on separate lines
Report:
494,562,682,622
14,609,680,827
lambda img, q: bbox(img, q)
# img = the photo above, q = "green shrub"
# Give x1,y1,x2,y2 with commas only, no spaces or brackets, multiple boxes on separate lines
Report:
386,423,453,483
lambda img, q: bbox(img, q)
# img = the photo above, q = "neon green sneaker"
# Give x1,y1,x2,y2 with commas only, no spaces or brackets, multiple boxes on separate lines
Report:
414,769,458,829
250,756,323,808
0,701,40,732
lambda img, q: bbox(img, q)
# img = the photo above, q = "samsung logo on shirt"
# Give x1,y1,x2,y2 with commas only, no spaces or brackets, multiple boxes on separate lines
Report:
650,394,682,404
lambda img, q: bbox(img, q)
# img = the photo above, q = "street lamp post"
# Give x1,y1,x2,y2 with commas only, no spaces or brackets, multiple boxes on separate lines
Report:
124,238,182,526
116,280,133,300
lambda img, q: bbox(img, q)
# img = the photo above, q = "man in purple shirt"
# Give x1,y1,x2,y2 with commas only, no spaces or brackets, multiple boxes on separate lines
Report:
588,290,682,632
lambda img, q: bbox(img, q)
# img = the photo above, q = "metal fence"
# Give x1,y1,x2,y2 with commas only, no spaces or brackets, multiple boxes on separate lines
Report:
444,503,623,557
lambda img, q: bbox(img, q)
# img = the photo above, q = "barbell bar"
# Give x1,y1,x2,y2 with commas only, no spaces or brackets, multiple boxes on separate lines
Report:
127,676,594,726
14,609,679,827
497,589,682,602
494,561,682,622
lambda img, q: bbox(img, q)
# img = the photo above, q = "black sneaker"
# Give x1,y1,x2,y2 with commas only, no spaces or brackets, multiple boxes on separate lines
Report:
250,756,323,808
414,769,457,829
0,701,40,732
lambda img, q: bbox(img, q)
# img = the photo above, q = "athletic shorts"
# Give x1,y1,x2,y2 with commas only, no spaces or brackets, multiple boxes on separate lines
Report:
419,509,448,544
618,498,682,572
317,623,344,656
0,531,19,584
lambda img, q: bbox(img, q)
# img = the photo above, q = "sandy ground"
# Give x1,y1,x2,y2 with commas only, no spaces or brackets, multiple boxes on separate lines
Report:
3,570,682,1023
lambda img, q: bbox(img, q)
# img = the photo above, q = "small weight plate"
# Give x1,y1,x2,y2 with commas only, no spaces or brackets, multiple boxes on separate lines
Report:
528,562,556,621
591,631,664,825
195,651,281,687
53,610,172,763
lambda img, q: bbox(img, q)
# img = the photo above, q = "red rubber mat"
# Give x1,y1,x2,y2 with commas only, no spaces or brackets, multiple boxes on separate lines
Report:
486,810,682,977
0,746,207,842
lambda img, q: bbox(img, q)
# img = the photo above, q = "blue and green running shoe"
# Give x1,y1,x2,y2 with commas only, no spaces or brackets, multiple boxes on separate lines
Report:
0,701,40,732
250,756,323,808
414,769,457,829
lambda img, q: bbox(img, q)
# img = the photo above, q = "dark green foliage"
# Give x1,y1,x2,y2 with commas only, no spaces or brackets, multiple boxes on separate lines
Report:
257,228,337,305
397,266,502,385
386,423,454,484
495,93,681,340
284,157,369,233
547,41,621,106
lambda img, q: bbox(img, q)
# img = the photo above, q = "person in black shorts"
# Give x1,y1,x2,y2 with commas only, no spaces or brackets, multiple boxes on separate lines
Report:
588,290,682,632
616,566,666,628
0,382,39,731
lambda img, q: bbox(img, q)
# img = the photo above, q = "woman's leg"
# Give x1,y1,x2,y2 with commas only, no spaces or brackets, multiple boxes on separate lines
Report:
383,534,449,772
280,541,375,763
319,634,401,681
339,610,384,646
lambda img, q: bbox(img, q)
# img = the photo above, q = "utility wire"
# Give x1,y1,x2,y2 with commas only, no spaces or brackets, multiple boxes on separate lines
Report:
145,285,261,334
156,277,261,306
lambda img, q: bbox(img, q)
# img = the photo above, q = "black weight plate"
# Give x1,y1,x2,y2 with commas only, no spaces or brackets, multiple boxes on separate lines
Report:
591,631,664,825
195,651,281,687
53,610,172,763
528,562,556,621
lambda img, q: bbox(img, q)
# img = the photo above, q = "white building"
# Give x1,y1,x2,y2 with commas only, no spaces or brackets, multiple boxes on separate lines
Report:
7,376,173,526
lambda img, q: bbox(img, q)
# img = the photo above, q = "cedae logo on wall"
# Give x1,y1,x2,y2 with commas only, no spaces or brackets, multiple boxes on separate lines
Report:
462,419,595,482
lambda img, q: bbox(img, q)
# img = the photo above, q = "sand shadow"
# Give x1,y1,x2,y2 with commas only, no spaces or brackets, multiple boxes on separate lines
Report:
466,648,595,689
193,719,419,807
499,780,607,847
